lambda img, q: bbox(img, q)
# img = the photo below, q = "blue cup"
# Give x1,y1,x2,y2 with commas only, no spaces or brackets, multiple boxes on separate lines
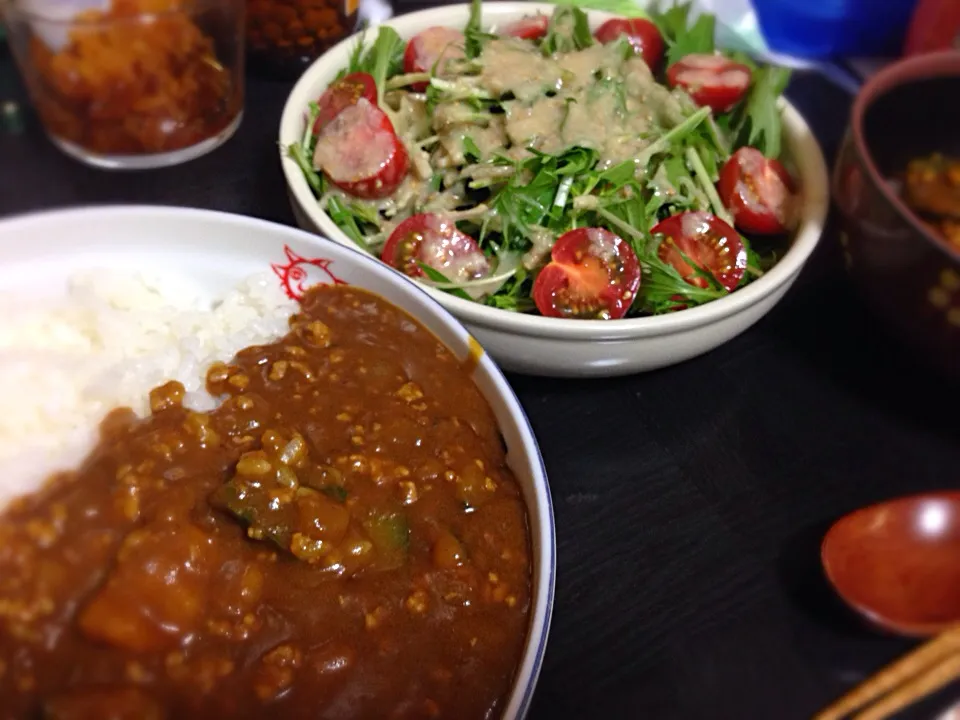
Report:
753,0,920,58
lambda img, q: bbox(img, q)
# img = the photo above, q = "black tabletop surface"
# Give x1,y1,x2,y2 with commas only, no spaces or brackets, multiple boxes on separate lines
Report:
2,9,959,719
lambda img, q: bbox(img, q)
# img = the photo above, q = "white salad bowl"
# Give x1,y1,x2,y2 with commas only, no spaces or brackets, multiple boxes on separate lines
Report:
0,205,555,720
279,1,831,377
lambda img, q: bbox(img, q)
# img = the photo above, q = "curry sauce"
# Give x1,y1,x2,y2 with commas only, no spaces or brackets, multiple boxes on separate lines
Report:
0,286,532,719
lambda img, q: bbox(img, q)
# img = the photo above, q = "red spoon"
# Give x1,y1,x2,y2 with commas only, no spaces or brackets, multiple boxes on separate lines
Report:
822,492,960,637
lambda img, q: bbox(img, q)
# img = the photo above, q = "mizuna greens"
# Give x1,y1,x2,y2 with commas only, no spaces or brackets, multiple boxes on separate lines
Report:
288,1,799,319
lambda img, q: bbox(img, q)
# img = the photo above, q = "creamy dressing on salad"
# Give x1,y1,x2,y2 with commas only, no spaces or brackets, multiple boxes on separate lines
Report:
556,43,620,89
441,116,508,164
522,226,557,270
478,38,565,102
320,26,708,262
476,40,663,168
585,227,620,262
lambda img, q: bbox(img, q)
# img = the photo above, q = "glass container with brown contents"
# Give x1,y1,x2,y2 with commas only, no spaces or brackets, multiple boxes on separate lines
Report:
2,0,245,169
245,0,364,80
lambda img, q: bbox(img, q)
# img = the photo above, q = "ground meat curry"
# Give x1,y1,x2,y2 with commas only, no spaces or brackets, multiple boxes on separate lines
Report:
0,286,532,719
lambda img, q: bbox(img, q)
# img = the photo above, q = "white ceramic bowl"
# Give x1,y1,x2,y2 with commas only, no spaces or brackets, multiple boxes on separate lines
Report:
0,205,555,720
280,2,831,377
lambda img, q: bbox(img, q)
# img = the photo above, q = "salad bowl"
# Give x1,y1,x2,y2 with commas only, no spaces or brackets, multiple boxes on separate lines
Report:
279,2,830,377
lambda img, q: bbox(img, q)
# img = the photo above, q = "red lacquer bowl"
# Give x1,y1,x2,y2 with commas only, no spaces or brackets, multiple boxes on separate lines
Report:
832,52,960,380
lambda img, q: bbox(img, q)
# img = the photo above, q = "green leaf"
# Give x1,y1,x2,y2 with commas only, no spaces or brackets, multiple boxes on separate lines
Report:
487,150,582,244
737,233,764,286
670,13,714,65
428,77,494,103
301,101,321,154
485,269,536,312
649,1,691,39
425,83,442,114
464,0,482,42
286,142,322,195
650,2,715,67
703,114,731,161
542,6,594,55
417,262,474,301
556,146,599,176
346,200,382,227
464,0,494,58
635,105,710,169
685,145,734,226
486,294,537,312
571,0,650,16
734,65,791,158
596,161,637,189
345,25,367,75
637,242,727,314
326,195,371,251
357,26,405,106
463,135,482,163
594,205,647,262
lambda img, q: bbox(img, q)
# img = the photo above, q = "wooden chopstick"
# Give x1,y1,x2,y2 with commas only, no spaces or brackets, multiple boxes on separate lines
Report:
814,626,960,720
853,652,960,720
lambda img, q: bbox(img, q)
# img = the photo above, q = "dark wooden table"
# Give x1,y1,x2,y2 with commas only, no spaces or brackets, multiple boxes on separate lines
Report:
2,13,959,719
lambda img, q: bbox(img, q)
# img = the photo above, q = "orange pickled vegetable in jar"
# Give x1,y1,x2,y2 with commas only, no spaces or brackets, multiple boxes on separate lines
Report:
245,0,358,79
3,0,245,169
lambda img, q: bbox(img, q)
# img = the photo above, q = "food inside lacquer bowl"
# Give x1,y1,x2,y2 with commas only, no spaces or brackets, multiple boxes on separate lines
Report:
0,272,532,718
901,153,960,249
287,1,801,319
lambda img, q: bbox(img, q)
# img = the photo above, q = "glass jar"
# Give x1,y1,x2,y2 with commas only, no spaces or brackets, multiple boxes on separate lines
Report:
2,0,245,169
245,0,357,80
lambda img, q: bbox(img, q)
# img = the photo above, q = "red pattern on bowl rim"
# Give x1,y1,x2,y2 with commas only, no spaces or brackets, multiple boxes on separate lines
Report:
271,245,348,301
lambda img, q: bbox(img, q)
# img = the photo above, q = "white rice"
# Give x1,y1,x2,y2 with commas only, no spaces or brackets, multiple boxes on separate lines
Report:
0,270,298,509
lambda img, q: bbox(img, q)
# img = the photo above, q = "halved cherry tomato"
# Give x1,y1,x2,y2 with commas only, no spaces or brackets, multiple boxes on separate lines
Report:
666,54,752,113
312,98,408,200
404,27,466,91
501,14,549,40
718,147,798,235
594,18,665,69
382,213,490,282
652,211,746,292
312,72,377,135
532,228,641,319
